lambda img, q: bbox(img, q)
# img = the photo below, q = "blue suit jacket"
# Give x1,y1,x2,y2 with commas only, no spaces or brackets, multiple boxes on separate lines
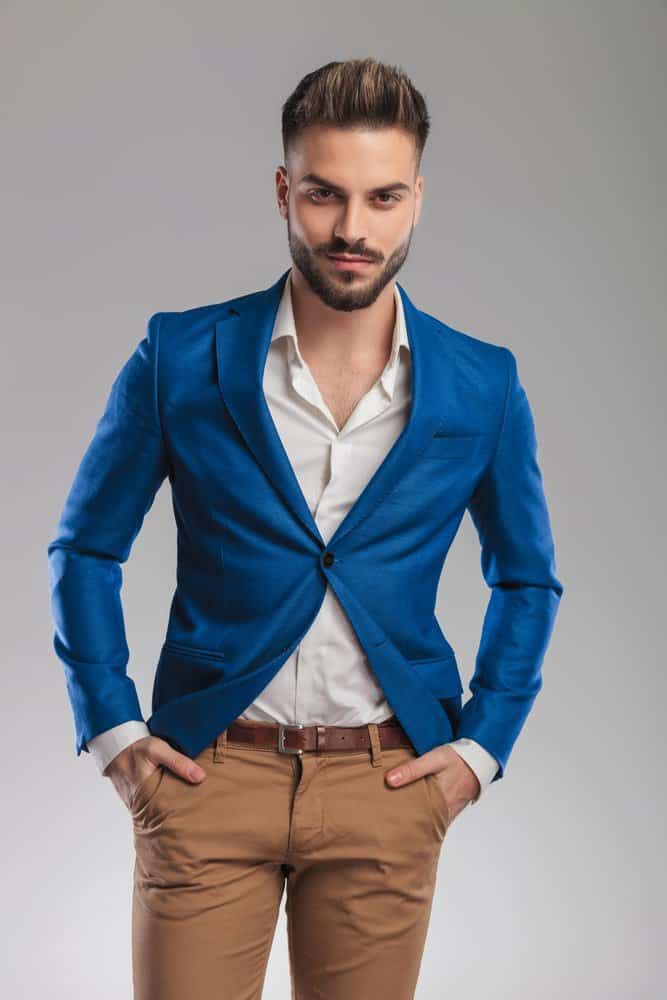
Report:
47,268,564,784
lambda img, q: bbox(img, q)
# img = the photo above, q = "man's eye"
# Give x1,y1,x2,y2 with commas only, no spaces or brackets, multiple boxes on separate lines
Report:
308,189,399,203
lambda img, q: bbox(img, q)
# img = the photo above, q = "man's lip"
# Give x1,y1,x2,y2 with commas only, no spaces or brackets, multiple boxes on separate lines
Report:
327,254,375,262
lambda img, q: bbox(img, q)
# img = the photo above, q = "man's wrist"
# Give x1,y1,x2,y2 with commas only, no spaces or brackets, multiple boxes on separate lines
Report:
447,738,499,803
88,721,152,775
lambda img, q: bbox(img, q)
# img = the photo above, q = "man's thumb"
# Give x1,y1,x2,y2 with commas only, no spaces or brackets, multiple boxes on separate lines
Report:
153,743,206,783
386,751,438,787
186,763,206,781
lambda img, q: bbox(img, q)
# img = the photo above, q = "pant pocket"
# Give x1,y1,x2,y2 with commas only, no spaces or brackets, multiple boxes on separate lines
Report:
424,772,451,831
130,764,165,818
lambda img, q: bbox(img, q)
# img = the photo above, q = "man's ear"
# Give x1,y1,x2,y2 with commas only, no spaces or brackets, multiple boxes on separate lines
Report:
276,165,289,220
414,174,423,227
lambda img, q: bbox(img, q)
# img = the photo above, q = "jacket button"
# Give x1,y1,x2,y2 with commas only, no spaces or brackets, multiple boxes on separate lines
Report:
322,551,335,567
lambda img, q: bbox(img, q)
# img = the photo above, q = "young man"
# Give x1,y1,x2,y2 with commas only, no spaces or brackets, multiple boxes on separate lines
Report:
48,57,563,999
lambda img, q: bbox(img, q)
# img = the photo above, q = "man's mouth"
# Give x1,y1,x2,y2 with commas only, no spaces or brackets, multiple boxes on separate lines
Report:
328,253,375,262
326,253,376,270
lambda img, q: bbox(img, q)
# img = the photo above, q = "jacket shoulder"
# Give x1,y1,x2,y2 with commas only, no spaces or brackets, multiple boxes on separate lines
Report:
420,307,513,369
151,287,257,327
144,286,265,357
418,308,515,415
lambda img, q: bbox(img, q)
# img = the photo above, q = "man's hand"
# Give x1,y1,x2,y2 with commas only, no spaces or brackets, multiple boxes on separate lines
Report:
103,735,207,811
385,745,481,824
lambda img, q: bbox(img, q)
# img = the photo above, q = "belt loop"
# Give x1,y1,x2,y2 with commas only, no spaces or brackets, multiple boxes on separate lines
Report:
368,723,383,767
213,727,228,764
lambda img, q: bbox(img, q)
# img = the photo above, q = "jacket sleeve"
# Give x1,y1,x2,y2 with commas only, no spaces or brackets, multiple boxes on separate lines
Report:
47,313,170,757
455,347,564,781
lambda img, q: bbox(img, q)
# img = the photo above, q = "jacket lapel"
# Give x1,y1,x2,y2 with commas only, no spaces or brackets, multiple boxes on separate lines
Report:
215,268,461,551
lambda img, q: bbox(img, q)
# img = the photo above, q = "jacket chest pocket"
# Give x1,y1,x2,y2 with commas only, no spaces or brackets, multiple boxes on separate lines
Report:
420,431,483,460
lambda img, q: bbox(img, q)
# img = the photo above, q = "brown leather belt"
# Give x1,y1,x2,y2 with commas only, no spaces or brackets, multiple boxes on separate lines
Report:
221,716,413,755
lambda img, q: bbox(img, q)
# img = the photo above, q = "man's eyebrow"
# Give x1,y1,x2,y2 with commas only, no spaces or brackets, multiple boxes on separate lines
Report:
298,172,411,194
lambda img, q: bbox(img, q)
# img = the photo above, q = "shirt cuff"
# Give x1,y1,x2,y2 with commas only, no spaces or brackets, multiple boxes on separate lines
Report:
87,721,152,775
448,738,499,803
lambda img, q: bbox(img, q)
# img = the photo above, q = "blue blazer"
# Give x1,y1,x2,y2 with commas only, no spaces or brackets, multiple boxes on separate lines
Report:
47,268,563,784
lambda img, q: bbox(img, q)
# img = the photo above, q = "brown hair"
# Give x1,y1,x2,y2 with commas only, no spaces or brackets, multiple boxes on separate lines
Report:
282,57,431,169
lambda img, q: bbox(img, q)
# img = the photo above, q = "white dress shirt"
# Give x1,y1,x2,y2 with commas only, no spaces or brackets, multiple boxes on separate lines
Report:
89,270,499,801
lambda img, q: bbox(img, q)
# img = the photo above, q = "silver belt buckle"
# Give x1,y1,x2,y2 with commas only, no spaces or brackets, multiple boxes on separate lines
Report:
278,723,304,755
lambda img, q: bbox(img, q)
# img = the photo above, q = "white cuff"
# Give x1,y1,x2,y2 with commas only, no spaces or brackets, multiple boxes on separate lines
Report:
87,721,152,774
448,738,499,803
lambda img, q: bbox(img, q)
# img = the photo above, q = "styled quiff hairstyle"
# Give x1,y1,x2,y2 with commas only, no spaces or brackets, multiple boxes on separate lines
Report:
281,57,431,170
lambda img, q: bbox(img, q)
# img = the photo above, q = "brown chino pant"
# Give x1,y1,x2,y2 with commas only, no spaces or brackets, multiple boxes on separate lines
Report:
130,721,451,999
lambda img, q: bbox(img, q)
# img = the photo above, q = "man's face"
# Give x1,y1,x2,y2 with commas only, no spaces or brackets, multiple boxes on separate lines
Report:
277,125,423,312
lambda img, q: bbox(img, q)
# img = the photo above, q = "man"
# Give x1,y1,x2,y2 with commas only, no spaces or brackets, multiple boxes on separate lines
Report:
47,57,563,999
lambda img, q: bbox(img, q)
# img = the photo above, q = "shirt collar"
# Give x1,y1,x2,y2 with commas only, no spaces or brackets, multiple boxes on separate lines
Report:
271,268,410,400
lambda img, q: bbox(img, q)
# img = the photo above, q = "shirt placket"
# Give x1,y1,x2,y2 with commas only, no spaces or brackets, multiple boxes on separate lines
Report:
287,345,392,722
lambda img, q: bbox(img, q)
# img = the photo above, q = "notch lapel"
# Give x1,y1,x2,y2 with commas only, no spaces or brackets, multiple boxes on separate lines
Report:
215,270,324,547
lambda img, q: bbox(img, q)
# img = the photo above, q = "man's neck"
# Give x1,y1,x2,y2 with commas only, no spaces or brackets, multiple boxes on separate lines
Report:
289,268,397,373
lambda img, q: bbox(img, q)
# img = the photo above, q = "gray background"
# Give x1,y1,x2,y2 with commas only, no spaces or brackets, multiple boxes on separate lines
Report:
3,2,665,997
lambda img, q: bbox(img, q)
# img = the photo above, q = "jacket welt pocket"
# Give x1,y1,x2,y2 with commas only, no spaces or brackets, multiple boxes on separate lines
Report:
162,639,226,661
422,432,481,459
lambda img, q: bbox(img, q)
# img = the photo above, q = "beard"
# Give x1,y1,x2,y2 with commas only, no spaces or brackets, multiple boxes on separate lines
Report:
286,216,414,313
